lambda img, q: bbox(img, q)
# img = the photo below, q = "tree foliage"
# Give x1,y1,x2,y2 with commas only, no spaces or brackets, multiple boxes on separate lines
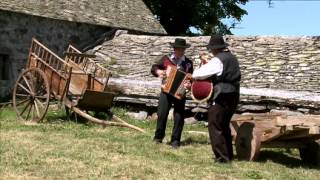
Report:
143,0,249,35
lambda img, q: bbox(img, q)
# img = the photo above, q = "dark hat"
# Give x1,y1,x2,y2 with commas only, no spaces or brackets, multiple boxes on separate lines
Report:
206,35,228,50
170,38,191,48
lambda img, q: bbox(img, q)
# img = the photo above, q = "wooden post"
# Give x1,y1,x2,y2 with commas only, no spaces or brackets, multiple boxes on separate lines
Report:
72,107,145,133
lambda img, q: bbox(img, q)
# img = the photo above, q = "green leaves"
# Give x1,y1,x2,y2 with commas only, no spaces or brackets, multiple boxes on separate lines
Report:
143,0,248,35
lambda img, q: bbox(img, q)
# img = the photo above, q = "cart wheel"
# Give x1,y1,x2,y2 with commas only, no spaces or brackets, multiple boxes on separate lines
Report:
235,122,262,161
299,140,320,166
12,68,50,122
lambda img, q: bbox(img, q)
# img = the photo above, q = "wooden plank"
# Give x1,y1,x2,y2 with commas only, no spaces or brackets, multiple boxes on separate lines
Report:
186,131,209,137
275,116,320,127
287,125,320,134
232,113,285,122
77,90,115,111
31,38,67,66
309,125,320,134
72,106,145,133
278,129,315,140
287,115,320,125
68,77,86,95
64,52,96,58
65,45,111,92
262,140,307,149
260,127,284,142
30,54,70,79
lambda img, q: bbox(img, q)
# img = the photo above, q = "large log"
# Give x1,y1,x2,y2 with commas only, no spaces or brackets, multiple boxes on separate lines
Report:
106,78,320,110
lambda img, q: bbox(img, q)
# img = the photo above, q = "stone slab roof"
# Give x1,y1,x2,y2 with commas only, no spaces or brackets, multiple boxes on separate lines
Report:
0,0,166,34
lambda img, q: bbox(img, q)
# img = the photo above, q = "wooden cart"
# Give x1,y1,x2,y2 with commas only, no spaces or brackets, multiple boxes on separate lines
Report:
12,38,144,132
231,113,320,165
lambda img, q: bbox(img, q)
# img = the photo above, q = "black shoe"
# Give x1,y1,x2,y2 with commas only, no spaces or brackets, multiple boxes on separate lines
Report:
214,157,231,163
170,140,180,149
153,138,162,144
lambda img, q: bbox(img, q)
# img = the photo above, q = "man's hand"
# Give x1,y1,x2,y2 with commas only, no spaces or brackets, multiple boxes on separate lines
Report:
200,54,209,65
183,79,192,90
156,69,165,79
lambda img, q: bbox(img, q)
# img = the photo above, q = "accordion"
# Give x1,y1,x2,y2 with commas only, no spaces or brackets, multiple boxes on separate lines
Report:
161,65,192,100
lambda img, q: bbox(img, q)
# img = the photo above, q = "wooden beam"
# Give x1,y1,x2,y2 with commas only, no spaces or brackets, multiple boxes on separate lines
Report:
64,52,96,58
260,127,284,142
276,116,320,127
72,106,145,133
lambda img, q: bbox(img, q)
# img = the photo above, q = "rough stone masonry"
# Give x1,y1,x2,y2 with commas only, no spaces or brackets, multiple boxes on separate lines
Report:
89,31,320,112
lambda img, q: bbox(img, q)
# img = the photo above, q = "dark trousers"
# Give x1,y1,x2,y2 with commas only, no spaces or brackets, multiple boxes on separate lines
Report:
154,92,185,142
208,92,239,162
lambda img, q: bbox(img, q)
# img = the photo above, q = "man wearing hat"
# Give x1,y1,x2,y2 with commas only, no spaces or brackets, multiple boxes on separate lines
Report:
151,38,193,148
192,35,241,162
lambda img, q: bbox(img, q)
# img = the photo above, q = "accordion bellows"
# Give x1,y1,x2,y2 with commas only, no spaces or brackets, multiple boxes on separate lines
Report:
161,65,192,100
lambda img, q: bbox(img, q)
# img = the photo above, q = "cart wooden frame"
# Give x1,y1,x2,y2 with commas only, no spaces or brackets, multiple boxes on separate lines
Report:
12,38,144,132
232,113,320,165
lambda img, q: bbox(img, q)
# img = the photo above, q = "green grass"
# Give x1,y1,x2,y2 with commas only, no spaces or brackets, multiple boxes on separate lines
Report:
0,106,319,179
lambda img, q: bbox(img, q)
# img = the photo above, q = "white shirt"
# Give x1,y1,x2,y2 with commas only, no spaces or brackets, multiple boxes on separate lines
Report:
192,57,223,80
169,54,185,67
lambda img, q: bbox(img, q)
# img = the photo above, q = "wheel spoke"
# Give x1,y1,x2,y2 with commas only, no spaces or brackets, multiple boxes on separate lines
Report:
25,103,33,120
34,101,41,118
35,98,45,109
16,93,31,97
35,95,48,99
36,79,44,93
13,68,50,122
31,104,36,121
18,83,32,95
22,75,34,94
20,102,31,116
27,72,36,93
16,99,30,106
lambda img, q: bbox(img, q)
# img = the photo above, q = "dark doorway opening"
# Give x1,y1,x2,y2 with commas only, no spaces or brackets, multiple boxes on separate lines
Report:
0,54,9,80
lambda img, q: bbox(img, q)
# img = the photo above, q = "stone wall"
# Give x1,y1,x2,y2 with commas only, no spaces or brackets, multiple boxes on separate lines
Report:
0,10,110,98
91,31,320,111
92,31,320,92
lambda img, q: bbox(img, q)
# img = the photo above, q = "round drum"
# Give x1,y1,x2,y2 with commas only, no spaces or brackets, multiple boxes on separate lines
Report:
191,80,214,103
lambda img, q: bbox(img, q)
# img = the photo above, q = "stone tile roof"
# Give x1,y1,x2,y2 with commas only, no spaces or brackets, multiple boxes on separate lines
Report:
0,0,166,34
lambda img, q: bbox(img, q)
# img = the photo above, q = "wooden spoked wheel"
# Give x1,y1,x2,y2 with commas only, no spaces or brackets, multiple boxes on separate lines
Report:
235,122,262,161
12,68,50,122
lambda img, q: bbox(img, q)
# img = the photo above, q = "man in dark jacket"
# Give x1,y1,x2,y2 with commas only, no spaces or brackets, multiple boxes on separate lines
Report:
192,35,241,162
151,38,193,148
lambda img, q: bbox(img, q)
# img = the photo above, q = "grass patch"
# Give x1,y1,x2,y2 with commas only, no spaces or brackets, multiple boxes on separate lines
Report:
0,106,319,179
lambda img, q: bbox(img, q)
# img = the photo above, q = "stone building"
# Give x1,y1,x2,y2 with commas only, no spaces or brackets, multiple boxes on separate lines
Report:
0,0,166,100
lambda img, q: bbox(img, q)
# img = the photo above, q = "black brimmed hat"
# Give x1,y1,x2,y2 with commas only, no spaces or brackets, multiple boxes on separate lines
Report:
206,35,229,50
170,38,191,48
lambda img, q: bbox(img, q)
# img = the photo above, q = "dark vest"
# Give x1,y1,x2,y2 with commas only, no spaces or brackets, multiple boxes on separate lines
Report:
213,51,241,96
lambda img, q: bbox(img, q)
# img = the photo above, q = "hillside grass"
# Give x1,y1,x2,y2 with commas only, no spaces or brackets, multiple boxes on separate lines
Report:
0,105,319,179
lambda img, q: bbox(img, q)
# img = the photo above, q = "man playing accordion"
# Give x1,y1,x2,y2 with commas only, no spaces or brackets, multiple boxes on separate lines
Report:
151,38,193,148
192,35,241,163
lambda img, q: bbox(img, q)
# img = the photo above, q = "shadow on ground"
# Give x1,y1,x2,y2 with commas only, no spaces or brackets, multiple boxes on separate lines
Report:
256,150,319,169
181,137,210,146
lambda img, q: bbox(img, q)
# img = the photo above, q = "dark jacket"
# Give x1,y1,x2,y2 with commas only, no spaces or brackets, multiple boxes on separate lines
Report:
151,55,193,76
214,51,241,94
